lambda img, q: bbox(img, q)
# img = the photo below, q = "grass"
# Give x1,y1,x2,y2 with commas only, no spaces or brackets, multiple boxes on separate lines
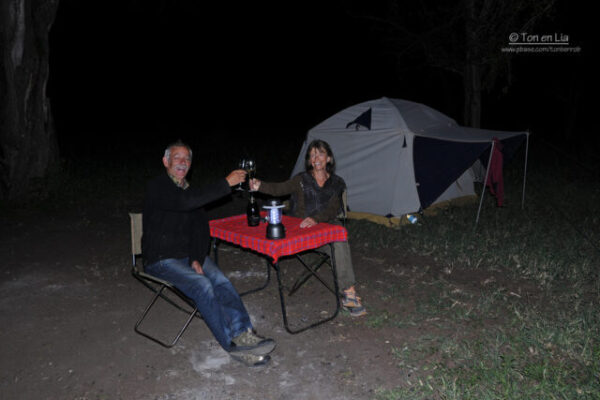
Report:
350,147,600,399
376,304,600,399
370,286,600,399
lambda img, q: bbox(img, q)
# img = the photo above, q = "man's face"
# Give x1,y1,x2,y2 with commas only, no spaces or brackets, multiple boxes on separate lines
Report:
163,146,191,182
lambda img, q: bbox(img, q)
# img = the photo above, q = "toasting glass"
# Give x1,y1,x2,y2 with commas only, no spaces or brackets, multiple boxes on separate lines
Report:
236,158,247,191
245,159,256,191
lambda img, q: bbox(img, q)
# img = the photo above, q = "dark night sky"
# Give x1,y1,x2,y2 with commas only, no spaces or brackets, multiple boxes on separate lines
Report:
49,2,393,151
48,1,596,159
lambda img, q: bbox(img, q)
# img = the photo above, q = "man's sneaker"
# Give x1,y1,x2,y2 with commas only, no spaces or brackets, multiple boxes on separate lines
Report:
230,352,271,367
230,329,276,355
342,286,367,317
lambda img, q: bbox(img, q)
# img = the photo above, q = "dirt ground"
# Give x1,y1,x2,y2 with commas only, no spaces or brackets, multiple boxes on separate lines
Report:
0,195,539,400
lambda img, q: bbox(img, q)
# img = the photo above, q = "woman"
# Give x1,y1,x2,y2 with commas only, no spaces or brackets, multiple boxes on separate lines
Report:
250,139,366,317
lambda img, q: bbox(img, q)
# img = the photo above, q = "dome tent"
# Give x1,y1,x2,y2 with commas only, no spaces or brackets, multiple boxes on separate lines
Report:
291,97,528,221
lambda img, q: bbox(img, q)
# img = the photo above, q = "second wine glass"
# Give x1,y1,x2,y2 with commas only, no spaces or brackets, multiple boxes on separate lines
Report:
236,158,247,191
245,159,256,191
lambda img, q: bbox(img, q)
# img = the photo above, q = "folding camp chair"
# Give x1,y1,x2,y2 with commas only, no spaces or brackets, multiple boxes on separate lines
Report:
129,212,202,348
288,190,348,296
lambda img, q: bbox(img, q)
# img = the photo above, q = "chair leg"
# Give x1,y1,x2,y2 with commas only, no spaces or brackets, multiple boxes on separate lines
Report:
134,285,198,348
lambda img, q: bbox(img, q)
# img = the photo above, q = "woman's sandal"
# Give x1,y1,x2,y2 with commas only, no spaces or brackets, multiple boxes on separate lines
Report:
342,288,367,317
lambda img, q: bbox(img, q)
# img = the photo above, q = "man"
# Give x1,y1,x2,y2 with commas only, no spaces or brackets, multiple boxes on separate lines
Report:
142,140,275,366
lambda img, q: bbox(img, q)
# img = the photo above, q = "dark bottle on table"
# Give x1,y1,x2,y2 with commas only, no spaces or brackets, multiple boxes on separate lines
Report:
246,194,260,226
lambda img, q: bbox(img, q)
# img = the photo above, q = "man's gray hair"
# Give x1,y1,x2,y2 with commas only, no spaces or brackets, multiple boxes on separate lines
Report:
164,140,193,161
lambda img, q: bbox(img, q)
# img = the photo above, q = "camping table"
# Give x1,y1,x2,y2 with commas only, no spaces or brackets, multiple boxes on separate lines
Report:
209,214,347,334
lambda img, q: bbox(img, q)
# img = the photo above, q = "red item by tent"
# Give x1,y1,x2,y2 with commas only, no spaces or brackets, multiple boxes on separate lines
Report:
486,138,504,207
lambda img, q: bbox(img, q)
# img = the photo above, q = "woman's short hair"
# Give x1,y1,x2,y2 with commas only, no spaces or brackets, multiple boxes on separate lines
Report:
305,139,335,174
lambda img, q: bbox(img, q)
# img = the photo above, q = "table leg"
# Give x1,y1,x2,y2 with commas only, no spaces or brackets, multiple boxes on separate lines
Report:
211,238,271,298
239,259,271,297
274,243,341,334
211,238,220,265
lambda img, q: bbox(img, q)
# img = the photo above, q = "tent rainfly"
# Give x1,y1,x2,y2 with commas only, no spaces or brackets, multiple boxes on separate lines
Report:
291,97,529,223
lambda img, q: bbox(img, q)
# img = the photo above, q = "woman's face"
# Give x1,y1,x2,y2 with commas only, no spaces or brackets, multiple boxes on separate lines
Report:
309,147,330,173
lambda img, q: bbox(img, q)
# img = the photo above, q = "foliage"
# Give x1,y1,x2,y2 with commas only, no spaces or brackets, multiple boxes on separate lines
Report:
344,0,557,128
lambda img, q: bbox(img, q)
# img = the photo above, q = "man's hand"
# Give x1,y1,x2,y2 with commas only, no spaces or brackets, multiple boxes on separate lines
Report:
226,169,247,187
191,260,204,275
249,178,261,192
299,217,317,228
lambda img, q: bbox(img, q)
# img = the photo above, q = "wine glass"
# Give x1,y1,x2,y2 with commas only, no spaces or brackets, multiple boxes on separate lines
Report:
236,158,247,191
245,159,256,191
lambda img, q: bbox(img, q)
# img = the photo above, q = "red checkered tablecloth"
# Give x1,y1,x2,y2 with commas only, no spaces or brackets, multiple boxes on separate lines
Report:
209,214,348,263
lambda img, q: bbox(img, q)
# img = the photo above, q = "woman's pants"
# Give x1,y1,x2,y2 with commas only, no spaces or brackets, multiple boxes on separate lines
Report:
317,240,355,291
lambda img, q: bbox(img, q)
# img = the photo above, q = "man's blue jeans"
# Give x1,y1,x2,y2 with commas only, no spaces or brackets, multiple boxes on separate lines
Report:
145,256,252,351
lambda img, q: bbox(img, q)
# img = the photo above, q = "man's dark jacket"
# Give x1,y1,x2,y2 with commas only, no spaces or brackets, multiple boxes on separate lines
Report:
142,172,230,266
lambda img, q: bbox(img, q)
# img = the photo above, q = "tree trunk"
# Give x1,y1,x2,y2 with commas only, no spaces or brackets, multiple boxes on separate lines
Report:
0,0,59,200
463,61,482,128
563,58,582,145
463,0,482,128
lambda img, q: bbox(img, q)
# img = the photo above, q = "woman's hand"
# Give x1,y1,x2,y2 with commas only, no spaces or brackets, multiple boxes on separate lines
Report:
299,217,317,228
226,169,247,187
249,178,261,192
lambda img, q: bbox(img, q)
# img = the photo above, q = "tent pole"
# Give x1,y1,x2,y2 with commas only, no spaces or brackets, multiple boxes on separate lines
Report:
476,141,495,225
521,132,530,209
